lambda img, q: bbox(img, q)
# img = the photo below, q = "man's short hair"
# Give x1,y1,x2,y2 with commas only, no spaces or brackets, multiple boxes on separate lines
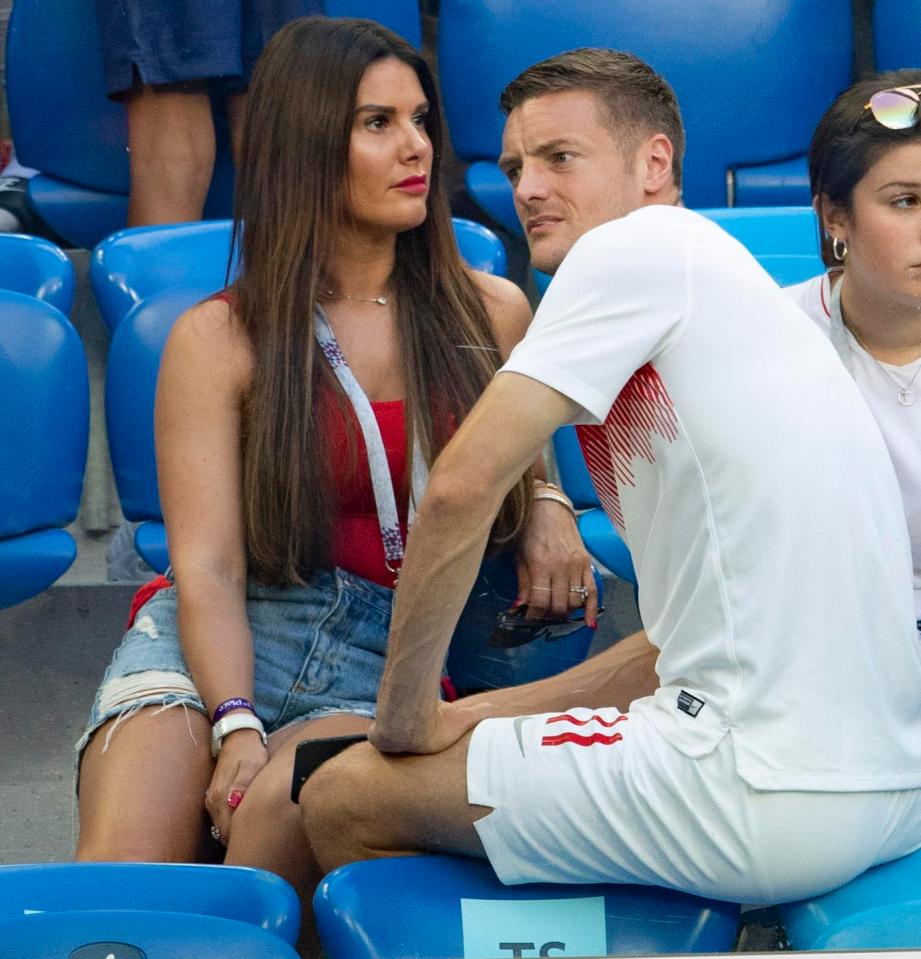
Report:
500,48,685,192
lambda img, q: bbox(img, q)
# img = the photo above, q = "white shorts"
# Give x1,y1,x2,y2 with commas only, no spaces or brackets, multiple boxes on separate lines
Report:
467,705,921,903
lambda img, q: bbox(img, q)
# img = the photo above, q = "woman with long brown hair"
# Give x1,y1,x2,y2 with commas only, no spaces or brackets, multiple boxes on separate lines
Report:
74,14,593,905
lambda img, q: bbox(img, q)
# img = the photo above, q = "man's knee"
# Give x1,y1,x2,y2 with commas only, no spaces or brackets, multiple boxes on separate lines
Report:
299,743,381,870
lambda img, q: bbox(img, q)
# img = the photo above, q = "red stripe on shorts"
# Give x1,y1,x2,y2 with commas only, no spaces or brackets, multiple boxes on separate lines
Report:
545,712,628,728
541,731,625,747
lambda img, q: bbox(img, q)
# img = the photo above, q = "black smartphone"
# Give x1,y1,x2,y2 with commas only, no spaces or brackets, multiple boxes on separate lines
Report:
290,733,367,804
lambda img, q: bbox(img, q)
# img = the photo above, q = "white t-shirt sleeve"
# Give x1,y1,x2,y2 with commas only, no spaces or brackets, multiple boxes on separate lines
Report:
500,209,691,424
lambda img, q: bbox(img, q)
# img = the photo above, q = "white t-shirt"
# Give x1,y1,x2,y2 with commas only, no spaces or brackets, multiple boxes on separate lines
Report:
786,272,921,623
501,205,921,791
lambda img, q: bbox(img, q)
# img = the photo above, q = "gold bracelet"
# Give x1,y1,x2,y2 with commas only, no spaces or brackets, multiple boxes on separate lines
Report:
532,488,576,518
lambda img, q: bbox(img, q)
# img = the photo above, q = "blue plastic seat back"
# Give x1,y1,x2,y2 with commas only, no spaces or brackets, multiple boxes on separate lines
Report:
439,0,850,220
811,902,921,950
6,0,128,194
325,0,422,46
0,234,76,314
698,206,824,284
780,847,921,950
0,862,300,944
0,910,299,959
106,286,214,523
874,0,921,70
0,291,89,538
452,216,507,275
315,855,740,959
91,220,237,332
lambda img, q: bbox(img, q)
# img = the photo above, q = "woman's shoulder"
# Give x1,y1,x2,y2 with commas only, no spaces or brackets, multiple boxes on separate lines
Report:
467,269,532,358
163,293,254,388
783,272,832,328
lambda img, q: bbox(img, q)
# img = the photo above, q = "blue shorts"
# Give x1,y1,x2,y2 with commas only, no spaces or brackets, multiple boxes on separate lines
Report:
94,0,323,96
76,567,392,756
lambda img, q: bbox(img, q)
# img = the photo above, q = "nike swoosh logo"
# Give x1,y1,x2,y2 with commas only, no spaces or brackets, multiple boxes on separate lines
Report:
512,716,530,757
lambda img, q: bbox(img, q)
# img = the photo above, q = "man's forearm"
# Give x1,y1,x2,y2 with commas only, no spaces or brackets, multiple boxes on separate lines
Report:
452,629,659,722
372,474,504,752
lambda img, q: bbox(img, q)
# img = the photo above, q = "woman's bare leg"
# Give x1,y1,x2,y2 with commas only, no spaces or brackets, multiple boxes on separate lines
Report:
76,705,213,861
124,83,216,226
225,713,372,955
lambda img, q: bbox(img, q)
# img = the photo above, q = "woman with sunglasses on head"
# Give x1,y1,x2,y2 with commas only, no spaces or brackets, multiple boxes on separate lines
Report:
74,15,593,920
786,70,921,637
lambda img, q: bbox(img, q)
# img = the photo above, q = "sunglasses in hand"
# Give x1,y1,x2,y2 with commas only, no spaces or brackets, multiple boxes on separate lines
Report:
489,603,604,648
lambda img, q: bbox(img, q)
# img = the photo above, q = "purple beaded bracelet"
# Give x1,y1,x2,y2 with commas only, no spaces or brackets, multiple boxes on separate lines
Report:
212,697,256,724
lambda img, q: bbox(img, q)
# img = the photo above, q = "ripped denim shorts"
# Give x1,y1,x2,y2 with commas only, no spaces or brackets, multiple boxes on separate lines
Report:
76,568,393,759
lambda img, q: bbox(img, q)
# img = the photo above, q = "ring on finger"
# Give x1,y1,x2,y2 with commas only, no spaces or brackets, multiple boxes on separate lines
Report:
568,585,589,600
210,824,222,842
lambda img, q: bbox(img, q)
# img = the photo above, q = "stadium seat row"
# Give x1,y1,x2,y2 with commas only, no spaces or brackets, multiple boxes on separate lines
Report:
3,844,921,956
9,0,921,248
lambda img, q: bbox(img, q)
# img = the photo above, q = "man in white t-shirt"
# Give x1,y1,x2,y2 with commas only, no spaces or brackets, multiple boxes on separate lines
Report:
300,49,921,903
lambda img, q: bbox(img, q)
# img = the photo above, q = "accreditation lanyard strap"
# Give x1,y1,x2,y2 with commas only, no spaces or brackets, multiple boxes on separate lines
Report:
313,308,429,574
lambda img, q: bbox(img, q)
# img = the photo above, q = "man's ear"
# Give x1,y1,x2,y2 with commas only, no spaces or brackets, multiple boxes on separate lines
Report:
640,133,675,196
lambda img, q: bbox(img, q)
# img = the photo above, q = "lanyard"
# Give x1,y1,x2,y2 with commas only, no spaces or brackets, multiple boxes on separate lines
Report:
313,308,429,580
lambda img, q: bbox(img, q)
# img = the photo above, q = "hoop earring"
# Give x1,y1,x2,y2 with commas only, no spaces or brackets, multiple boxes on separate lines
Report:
832,237,848,262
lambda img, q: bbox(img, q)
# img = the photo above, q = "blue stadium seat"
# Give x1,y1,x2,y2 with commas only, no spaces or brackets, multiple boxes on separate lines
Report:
326,0,422,46
698,206,824,286
5,0,422,250
91,220,237,332
99,217,507,571
315,855,740,959
0,910,299,959
105,285,213,572
0,291,89,608
779,847,921,950
0,234,75,314
438,0,851,233
873,0,921,71
0,862,300,944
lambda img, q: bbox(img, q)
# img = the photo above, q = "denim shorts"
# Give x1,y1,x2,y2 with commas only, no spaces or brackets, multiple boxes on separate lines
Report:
76,567,393,756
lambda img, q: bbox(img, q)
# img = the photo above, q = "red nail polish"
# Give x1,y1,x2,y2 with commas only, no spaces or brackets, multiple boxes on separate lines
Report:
511,598,524,608
589,619,598,630
227,789,244,809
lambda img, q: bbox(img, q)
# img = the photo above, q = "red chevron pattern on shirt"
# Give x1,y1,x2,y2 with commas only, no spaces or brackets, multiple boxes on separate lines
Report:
576,363,678,529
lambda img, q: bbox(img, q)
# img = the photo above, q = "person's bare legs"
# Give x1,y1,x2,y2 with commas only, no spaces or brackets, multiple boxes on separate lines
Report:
299,629,658,875
225,712,372,955
124,83,216,226
76,705,213,861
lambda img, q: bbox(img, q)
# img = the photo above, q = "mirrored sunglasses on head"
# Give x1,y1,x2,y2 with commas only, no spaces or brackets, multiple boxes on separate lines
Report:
489,602,604,648
863,85,921,130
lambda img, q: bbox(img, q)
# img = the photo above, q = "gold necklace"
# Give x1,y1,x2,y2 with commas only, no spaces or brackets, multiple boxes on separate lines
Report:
322,289,388,306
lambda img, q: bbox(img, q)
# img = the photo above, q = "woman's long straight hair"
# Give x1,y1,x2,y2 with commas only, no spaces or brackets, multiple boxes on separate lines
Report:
232,16,530,585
